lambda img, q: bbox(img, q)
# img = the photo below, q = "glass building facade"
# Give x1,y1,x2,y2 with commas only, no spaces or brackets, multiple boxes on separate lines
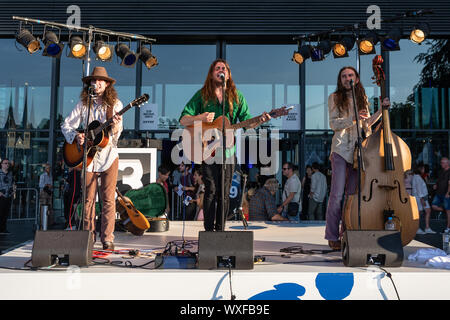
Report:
0,1,449,219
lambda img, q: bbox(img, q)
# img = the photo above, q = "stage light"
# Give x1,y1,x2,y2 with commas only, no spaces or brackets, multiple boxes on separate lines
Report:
410,23,430,44
94,40,113,61
139,46,158,70
382,28,401,51
332,36,355,58
115,42,138,67
15,28,40,54
42,30,64,58
358,31,379,55
292,45,311,65
68,36,87,59
310,40,331,62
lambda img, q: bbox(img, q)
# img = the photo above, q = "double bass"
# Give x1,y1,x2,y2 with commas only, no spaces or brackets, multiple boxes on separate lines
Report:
343,55,419,246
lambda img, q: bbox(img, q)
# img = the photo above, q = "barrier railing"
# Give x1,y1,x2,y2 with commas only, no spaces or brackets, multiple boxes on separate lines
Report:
8,188,39,222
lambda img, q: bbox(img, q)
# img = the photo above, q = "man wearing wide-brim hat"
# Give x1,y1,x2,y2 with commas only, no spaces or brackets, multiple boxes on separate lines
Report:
61,66,123,250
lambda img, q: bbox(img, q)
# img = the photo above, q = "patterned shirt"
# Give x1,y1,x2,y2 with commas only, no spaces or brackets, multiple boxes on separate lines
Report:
249,187,277,221
61,98,123,172
0,170,13,198
328,92,374,164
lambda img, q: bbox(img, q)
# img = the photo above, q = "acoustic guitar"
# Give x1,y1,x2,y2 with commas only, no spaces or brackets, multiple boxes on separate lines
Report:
63,94,149,169
181,106,293,163
116,187,150,234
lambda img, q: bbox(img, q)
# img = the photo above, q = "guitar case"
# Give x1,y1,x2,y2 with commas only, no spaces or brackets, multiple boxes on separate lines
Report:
124,183,170,233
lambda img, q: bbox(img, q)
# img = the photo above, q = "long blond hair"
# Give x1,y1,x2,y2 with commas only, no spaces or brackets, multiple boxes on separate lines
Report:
201,59,239,117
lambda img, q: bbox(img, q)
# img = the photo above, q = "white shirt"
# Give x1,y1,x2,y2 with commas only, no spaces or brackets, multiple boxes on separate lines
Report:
282,174,302,204
39,172,52,191
411,174,429,211
61,98,123,172
310,171,327,202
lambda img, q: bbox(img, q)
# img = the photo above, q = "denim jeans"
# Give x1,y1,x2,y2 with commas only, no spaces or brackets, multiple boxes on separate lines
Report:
325,152,357,241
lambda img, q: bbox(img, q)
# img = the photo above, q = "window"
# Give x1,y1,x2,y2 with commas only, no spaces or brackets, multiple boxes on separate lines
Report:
226,44,299,130
0,39,51,129
141,44,216,130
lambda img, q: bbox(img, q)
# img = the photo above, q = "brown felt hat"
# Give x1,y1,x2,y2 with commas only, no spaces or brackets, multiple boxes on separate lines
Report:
82,66,116,85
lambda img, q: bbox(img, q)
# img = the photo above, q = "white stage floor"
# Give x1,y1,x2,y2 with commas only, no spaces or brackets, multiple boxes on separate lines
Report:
0,221,449,301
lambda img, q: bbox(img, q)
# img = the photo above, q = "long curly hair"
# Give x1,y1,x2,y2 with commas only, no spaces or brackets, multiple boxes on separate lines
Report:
80,82,118,118
333,66,368,114
201,59,239,117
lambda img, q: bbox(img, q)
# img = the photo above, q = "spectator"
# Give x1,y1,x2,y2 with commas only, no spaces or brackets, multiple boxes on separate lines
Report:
249,178,287,221
156,165,171,214
176,163,196,220
431,157,450,233
417,162,430,184
192,167,205,221
156,165,171,194
39,163,53,228
308,162,328,220
278,162,302,220
0,158,14,234
301,165,312,220
405,169,435,234
172,163,184,187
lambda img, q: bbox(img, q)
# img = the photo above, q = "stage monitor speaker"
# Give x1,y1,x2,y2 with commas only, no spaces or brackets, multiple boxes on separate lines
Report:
342,230,404,267
198,231,253,270
31,230,93,267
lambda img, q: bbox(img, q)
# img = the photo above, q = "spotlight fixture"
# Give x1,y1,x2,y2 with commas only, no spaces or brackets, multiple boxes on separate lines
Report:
115,42,138,67
292,45,311,65
68,36,87,59
410,22,430,44
382,28,402,51
358,31,379,55
332,36,355,58
310,40,331,62
139,45,158,70
42,30,64,58
15,28,40,54
94,40,113,61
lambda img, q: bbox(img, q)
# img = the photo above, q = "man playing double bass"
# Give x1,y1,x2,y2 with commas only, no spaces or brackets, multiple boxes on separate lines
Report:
61,67,123,250
325,66,390,250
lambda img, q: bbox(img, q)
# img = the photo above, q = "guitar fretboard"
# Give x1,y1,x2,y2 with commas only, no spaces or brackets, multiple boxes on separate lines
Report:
230,109,279,130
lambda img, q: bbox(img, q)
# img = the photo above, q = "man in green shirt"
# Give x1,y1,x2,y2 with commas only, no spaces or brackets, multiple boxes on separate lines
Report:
179,59,270,231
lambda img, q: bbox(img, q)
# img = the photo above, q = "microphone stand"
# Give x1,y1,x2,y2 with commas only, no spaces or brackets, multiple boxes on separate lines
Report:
81,86,96,230
221,75,226,232
350,80,364,230
80,27,93,233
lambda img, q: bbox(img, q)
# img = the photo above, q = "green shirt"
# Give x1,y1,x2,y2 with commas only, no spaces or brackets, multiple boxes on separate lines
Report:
180,89,252,124
179,89,252,160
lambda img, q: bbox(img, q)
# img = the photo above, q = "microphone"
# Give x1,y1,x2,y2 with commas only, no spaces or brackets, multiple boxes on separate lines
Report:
218,73,225,81
349,79,354,87
88,83,97,97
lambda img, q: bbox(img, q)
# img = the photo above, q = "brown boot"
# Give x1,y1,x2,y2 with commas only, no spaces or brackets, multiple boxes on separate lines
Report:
328,240,341,250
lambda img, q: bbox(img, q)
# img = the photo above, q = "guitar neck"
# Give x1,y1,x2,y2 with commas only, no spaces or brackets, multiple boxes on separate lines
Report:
230,109,277,130
97,103,133,132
